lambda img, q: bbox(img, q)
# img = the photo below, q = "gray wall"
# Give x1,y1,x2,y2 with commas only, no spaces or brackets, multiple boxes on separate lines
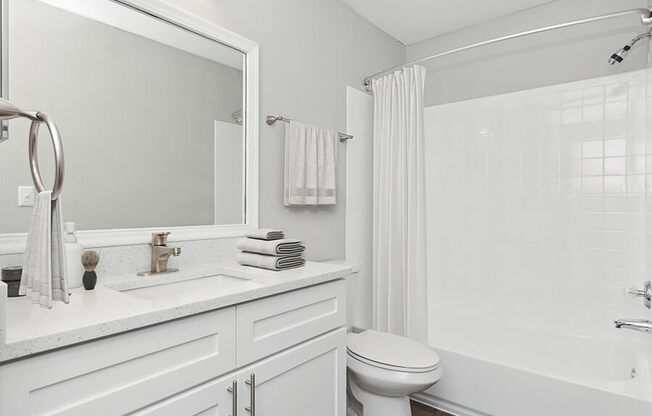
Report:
407,0,651,106
157,0,405,260
0,0,244,232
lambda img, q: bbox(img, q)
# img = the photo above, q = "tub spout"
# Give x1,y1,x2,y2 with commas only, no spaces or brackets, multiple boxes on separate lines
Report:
613,319,652,333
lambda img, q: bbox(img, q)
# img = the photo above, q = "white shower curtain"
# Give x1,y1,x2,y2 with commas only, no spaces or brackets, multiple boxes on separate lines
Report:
371,65,427,342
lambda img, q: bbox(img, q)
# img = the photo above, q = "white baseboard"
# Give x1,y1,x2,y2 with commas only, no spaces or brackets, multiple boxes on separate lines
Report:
411,392,490,416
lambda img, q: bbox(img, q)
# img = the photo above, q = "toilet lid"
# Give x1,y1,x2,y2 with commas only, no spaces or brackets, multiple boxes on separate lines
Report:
347,330,440,371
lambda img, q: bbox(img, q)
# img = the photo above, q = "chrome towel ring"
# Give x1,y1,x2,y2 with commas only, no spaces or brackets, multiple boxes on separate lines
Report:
0,99,64,200
29,112,64,200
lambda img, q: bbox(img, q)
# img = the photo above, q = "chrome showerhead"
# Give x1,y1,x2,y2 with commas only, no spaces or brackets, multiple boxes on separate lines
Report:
608,46,630,65
609,30,652,65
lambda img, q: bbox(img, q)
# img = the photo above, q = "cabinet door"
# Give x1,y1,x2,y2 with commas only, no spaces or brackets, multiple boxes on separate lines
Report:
237,328,346,416
236,280,346,365
131,374,236,416
0,308,236,416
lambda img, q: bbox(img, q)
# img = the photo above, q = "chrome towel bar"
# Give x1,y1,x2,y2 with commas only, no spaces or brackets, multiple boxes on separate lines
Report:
266,114,353,142
0,98,64,200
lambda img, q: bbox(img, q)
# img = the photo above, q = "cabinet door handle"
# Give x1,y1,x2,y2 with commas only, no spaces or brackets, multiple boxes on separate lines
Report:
227,380,237,416
244,373,255,415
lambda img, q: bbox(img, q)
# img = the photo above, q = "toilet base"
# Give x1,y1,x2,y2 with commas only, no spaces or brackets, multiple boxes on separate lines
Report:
348,375,412,416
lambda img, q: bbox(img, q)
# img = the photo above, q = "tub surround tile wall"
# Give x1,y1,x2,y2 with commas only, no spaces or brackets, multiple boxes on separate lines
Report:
422,68,652,414
426,69,652,333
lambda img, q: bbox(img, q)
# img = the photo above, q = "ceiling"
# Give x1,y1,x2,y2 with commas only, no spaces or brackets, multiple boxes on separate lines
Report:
340,0,557,45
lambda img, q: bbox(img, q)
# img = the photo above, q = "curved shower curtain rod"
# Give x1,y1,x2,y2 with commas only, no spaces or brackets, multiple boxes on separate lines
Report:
363,7,652,91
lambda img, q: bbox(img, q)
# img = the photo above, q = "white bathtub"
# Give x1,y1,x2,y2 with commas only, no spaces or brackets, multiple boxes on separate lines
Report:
414,301,652,416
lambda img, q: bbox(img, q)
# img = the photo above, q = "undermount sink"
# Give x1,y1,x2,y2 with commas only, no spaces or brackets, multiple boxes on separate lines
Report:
120,274,260,302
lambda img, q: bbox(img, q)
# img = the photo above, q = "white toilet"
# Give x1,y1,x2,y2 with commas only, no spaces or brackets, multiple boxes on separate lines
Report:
347,330,442,416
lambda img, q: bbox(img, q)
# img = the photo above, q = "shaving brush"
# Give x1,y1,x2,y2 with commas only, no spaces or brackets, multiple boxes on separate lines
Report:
81,250,100,290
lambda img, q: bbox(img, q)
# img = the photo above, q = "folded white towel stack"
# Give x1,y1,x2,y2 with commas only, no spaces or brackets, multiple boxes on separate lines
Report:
236,229,305,271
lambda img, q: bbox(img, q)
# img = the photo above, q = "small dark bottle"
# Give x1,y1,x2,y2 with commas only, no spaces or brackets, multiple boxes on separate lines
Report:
2,266,24,297
82,271,97,290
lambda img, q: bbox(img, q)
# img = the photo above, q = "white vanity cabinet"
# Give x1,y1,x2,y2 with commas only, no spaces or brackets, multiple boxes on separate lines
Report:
0,279,347,416
137,328,346,416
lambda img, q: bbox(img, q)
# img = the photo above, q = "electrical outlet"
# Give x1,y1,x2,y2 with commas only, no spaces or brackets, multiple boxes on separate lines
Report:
18,186,35,207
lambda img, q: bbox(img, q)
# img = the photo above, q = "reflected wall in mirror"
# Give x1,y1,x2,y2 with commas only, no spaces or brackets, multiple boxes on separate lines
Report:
0,0,247,233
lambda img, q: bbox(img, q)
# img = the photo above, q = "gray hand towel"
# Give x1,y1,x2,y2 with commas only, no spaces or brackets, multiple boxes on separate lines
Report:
236,252,305,271
236,238,305,256
18,191,69,308
245,229,285,240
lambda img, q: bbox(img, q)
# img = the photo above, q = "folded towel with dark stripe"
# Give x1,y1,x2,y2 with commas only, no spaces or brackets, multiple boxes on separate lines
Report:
245,229,285,240
236,252,305,271
236,238,305,256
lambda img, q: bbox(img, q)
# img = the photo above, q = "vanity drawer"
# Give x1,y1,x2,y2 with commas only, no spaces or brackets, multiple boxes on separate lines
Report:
0,307,236,416
236,279,346,365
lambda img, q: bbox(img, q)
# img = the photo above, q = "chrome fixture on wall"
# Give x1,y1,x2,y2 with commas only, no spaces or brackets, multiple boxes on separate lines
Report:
627,280,652,309
0,98,64,200
613,281,652,333
266,115,353,142
608,30,652,64
232,109,243,125
614,319,652,333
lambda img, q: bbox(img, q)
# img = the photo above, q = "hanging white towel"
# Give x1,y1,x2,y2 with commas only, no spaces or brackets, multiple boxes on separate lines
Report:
284,121,338,206
19,191,69,309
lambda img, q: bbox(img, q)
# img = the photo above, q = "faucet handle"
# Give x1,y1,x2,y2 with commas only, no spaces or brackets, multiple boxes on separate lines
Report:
151,232,171,246
627,280,651,309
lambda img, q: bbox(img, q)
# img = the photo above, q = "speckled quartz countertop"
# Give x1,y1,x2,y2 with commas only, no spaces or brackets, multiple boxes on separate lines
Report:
0,261,352,362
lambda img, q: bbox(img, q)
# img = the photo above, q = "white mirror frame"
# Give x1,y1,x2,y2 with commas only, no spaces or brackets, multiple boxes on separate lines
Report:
0,0,259,254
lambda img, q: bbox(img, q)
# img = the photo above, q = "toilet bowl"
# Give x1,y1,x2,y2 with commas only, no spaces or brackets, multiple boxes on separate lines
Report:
347,330,442,416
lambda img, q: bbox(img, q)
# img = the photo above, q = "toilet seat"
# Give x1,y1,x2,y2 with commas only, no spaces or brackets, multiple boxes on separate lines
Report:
347,330,440,373
347,349,440,373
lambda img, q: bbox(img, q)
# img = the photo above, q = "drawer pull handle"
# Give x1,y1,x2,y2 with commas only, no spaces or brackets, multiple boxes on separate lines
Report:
244,373,255,415
227,380,237,416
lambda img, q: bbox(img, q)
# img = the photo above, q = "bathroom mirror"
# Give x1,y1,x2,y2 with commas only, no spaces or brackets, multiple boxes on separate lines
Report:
0,0,259,250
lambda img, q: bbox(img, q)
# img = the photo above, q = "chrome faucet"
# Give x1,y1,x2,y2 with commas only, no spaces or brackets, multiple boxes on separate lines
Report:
614,319,652,333
137,232,181,276
613,281,652,334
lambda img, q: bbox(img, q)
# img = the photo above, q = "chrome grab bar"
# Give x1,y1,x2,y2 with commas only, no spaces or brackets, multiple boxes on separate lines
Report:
0,98,64,200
